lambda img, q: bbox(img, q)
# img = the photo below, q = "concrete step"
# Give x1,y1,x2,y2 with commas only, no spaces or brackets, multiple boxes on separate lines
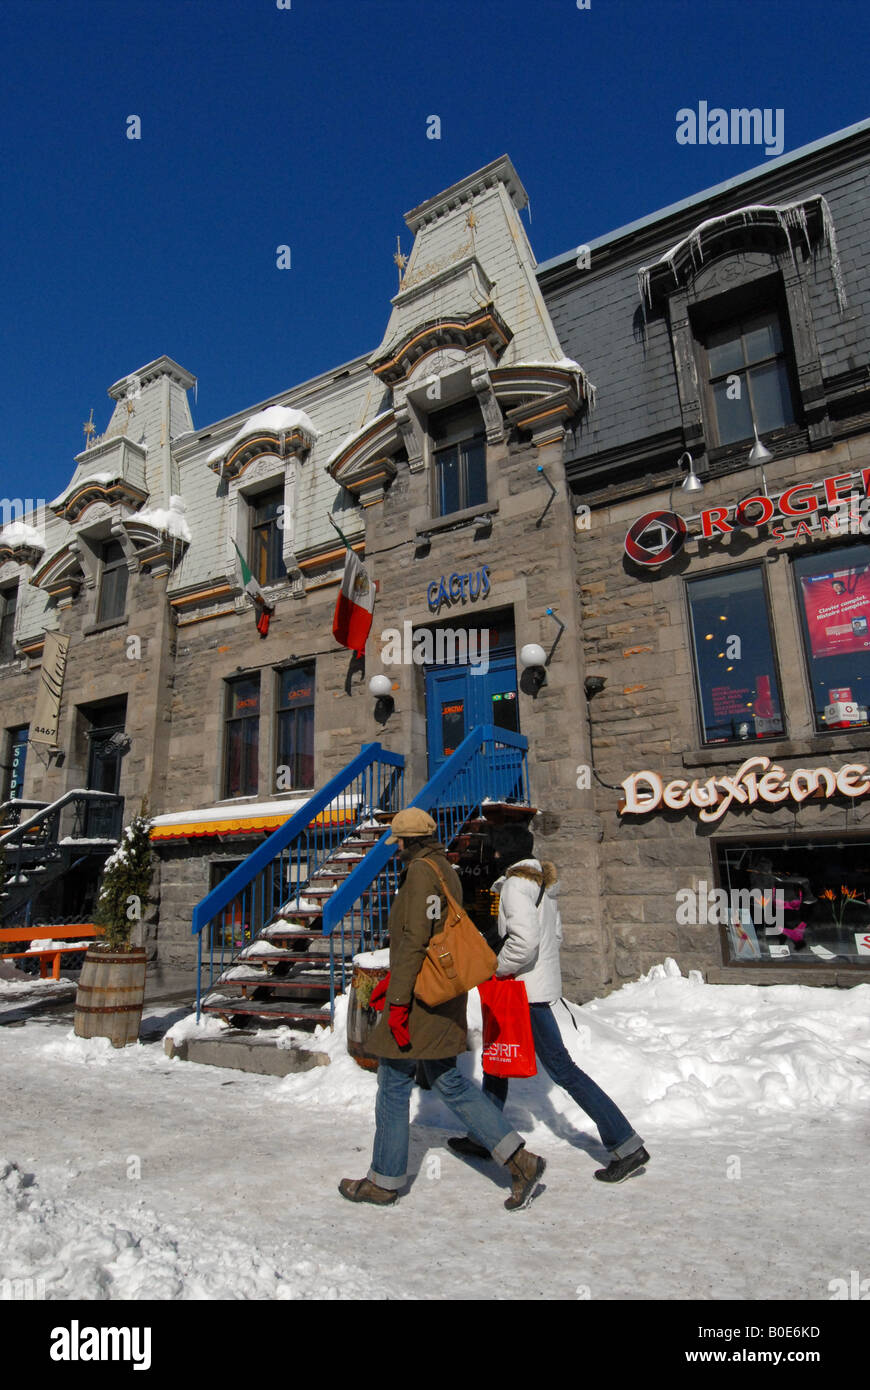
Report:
165,1031,330,1077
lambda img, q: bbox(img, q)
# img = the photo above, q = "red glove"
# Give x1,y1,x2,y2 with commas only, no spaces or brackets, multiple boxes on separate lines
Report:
388,1004,411,1049
369,975,390,1012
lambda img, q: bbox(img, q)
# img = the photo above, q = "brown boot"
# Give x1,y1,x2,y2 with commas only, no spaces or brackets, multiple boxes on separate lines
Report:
504,1144,546,1211
338,1177,398,1206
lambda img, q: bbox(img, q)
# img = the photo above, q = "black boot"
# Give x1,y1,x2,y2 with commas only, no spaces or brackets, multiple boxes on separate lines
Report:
594,1147,650,1184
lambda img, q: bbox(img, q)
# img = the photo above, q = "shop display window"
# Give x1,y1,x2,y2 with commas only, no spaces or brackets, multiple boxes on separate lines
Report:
686,566,784,744
716,839,870,965
793,543,870,732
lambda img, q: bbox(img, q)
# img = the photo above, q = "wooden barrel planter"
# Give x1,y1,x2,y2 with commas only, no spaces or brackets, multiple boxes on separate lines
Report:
74,945,147,1048
346,959,389,1072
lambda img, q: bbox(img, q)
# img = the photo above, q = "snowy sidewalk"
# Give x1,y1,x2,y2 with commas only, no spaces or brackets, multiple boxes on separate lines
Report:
1,961,868,1300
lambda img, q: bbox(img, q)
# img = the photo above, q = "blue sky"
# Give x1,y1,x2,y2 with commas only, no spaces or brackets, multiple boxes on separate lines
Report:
1,0,867,505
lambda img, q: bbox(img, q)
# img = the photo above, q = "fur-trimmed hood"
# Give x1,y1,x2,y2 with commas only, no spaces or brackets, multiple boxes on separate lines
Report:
503,857,558,891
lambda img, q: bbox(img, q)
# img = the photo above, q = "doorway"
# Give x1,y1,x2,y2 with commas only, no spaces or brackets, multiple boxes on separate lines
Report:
423,616,519,777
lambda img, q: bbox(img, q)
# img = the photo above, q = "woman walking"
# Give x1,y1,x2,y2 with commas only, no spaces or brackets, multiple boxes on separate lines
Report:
449,823,650,1183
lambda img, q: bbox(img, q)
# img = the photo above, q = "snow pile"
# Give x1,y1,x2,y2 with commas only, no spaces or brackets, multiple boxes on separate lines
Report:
555,959,870,1132
0,1157,394,1300
139,957,870,1137
164,1012,232,1046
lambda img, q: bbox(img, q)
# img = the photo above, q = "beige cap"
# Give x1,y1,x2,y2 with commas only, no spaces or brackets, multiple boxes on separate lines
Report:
386,807,438,843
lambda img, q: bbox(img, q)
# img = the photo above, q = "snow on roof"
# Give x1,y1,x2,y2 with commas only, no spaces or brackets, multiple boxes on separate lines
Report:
325,410,395,470
206,406,319,466
150,797,312,828
135,495,192,542
0,521,45,550
637,198,847,313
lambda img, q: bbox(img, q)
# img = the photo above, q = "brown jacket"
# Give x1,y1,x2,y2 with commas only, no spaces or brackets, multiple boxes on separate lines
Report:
368,838,468,1060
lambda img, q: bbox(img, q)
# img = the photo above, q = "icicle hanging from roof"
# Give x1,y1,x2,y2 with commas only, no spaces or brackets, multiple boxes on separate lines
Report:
636,197,847,315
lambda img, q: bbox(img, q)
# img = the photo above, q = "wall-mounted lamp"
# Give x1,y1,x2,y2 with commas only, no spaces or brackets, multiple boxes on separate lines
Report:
748,427,774,498
519,610,567,697
584,675,606,700
368,674,395,724
519,643,548,695
668,451,704,513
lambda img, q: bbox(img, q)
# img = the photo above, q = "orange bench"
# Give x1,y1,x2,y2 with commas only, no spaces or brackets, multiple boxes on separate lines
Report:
0,924,104,979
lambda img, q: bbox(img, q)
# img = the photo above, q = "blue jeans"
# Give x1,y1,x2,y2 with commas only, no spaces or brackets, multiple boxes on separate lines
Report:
483,1002,644,1159
369,1056,524,1191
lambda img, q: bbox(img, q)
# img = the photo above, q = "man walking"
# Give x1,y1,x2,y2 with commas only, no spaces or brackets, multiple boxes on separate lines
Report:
339,808,546,1211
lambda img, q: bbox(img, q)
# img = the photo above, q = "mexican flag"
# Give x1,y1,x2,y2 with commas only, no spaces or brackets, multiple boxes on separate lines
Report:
333,548,374,657
232,540,274,638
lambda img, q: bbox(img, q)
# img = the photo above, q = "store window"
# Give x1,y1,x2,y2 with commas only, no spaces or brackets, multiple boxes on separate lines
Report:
224,675,260,799
0,584,18,661
793,544,870,733
249,488,287,587
687,566,784,744
430,401,487,517
717,840,870,966
276,664,314,790
96,540,129,624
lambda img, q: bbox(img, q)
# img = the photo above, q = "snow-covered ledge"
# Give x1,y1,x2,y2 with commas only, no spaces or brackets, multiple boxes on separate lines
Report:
637,196,847,314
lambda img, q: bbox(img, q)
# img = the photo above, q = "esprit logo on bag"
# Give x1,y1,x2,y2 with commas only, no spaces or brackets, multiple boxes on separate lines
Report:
483,1042,521,1061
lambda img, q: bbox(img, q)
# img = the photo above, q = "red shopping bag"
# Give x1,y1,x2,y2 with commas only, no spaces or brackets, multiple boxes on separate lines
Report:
477,977,537,1078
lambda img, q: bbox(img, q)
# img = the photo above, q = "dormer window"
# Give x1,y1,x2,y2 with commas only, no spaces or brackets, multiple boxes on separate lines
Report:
249,488,287,587
697,303,795,447
97,540,128,624
430,401,486,517
0,584,17,661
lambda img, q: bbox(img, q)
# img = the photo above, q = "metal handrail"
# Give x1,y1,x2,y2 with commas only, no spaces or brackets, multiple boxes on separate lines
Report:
192,745,406,1019
190,744,404,938
0,789,123,847
321,724,529,937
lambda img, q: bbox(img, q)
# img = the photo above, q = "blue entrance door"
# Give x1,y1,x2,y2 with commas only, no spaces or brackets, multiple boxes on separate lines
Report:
425,655,520,777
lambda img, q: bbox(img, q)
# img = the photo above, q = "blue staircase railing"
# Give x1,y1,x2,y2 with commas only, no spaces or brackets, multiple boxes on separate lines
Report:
192,744,405,1017
322,725,530,1002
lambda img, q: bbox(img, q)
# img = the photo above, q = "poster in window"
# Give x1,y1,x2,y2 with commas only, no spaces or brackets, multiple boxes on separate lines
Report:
800,567,870,659
727,910,762,961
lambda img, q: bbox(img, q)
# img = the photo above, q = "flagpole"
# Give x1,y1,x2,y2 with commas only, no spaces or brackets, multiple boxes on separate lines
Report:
327,514,356,554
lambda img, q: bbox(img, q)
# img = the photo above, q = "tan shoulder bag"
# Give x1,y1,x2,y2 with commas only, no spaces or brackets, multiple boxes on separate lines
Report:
413,859,497,1007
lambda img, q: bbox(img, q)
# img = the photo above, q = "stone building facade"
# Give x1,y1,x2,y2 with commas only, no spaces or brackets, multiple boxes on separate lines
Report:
540,116,870,986
3,122,869,995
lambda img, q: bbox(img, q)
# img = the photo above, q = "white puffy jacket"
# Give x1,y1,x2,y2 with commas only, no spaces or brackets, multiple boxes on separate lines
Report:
492,858,562,1004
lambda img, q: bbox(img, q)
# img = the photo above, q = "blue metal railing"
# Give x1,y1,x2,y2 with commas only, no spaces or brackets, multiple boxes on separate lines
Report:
192,744,405,1017
322,725,529,1001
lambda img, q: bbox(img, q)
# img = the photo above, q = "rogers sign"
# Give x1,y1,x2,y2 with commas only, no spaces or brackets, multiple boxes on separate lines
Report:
624,468,870,568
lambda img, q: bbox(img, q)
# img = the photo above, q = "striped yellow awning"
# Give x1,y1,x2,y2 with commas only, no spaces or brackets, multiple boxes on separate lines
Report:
149,807,357,842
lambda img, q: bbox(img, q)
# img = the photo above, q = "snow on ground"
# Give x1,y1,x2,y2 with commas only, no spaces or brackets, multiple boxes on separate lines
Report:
0,962,78,1016
0,959,868,1300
